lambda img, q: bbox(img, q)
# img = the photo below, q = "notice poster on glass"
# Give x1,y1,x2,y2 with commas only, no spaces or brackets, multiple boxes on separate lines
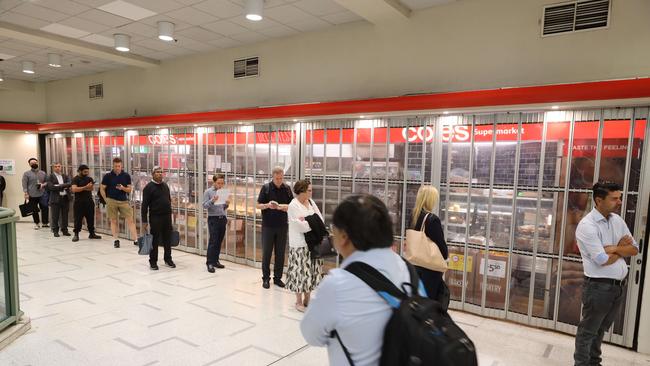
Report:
207,155,222,171
221,162,232,172
0,159,15,175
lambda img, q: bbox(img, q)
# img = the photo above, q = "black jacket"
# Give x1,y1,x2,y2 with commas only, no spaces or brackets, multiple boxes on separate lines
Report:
304,212,327,250
46,173,72,205
141,181,172,223
0,175,5,193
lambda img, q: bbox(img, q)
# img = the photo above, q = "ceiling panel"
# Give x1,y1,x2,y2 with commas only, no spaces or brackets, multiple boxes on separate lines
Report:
41,23,91,38
11,3,69,23
0,0,23,12
292,0,348,16
207,37,241,49
286,17,332,32
125,0,186,13
321,11,363,25
58,16,113,34
192,0,243,19
76,9,132,27
175,26,222,42
33,0,92,16
98,1,158,21
229,31,267,44
165,6,220,25
258,24,299,38
201,20,250,37
400,0,456,10
264,5,314,24
0,11,51,29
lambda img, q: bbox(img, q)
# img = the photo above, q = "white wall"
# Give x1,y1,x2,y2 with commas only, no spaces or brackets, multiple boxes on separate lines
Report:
0,81,47,123
0,132,39,218
43,0,650,123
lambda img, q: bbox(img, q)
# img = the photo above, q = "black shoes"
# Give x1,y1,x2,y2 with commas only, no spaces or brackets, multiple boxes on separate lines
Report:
53,232,60,237
262,280,270,289
207,264,215,273
89,233,102,239
133,241,138,246
274,279,286,288
114,240,120,248
215,262,225,269
72,234,79,242
150,264,159,270
62,231,71,236
42,224,50,228
165,260,176,268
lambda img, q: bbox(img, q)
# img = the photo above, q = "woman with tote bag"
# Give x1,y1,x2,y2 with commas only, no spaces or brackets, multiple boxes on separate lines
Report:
407,185,449,301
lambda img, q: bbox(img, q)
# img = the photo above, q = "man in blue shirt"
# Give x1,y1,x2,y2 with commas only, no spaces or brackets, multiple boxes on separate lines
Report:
100,157,137,248
202,174,230,273
573,181,639,366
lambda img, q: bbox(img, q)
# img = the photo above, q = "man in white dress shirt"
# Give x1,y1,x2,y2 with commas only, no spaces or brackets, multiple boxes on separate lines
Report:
573,181,639,366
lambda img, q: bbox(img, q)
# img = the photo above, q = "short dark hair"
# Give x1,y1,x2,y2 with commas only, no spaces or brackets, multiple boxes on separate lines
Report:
28,158,37,163
593,181,622,201
213,174,225,182
112,157,122,164
78,164,89,171
332,194,394,251
293,179,311,195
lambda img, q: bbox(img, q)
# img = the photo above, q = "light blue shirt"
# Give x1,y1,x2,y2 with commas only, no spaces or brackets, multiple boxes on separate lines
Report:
575,208,638,280
202,187,227,217
300,248,416,366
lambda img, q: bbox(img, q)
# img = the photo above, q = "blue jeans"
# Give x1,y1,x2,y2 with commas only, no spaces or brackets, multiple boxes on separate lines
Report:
574,279,625,366
206,216,227,265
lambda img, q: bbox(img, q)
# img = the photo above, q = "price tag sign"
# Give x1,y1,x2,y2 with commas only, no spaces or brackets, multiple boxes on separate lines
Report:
479,258,507,278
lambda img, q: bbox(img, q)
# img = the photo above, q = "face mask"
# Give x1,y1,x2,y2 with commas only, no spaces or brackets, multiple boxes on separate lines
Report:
30,164,38,169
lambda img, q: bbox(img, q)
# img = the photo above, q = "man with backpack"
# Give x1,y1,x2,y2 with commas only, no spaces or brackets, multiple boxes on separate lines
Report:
300,194,477,366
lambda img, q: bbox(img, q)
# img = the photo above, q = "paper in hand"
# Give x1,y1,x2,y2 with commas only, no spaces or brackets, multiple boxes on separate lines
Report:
215,189,230,205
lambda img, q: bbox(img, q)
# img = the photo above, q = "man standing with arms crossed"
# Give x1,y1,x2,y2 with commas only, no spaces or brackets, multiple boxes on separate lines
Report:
574,181,639,366
71,164,102,242
101,157,137,248
202,174,230,273
141,166,175,270
46,162,71,237
22,158,48,229
257,166,293,289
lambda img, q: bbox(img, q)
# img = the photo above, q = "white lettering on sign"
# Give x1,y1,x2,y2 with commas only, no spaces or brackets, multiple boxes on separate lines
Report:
479,258,507,278
148,135,177,145
401,125,471,143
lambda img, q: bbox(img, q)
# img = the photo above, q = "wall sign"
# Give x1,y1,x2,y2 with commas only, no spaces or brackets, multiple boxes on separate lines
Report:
0,159,15,175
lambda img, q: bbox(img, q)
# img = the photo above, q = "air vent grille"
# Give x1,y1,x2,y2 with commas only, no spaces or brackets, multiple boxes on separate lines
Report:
234,57,259,79
89,83,103,99
542,0,610,36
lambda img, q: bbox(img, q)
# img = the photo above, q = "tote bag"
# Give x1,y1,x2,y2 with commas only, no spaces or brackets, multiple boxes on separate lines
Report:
404,213,448,272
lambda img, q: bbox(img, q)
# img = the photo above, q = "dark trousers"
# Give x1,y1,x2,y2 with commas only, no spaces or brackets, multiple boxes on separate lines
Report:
29,196,49,225
207,216,227,265
149,215,172,265
73,200,95,234
262,225,288,281
415,266,444,300
574,279,625,366
50,196,70,233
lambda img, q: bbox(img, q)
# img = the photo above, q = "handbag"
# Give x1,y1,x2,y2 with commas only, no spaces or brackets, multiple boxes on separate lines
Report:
170,230,180,247
310,235,337,260
404,213,448,272
137,234,153,255
19,200,38,217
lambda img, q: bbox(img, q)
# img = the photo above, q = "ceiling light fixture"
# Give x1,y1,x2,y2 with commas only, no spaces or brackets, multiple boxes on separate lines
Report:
443,111,450,115
0,70,4,81
48,53,62,68
158,21,175,42
22,61,35,74
245,0,264,21
114,34,130,52
551,105,560,110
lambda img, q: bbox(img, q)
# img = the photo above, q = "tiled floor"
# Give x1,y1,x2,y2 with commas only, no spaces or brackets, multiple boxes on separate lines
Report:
2,222,650,366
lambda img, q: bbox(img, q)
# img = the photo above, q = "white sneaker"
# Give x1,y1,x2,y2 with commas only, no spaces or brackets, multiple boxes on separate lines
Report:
34,224,41,230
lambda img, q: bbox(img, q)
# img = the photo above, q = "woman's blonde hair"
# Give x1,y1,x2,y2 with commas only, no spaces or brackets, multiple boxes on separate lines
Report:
412,185,439,227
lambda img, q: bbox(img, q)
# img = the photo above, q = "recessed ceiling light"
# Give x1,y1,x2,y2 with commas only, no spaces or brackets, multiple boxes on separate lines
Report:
72,130,76,133
95,129,99,132
114,34,130,52
156,126,160,128
551,105,560,110
245,0,263,21
443,111,450,115
193,124,198,127
40,23,90,39
123,128,127,130
24,131,29,134
158,21,175,42
0,70,4,82
48,53,62,68
22,61,35,74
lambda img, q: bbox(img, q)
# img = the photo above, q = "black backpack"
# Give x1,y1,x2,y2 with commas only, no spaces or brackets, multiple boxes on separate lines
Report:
333,259,478,366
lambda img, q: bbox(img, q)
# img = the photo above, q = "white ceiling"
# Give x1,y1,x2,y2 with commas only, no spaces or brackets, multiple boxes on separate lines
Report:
0,0,452,83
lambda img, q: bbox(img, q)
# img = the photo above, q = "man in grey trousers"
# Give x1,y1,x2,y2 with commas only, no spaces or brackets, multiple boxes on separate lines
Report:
22,158,49,229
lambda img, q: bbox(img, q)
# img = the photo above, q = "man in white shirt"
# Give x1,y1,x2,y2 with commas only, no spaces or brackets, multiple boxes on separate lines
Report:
574,181,639,366
46,162,72,237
